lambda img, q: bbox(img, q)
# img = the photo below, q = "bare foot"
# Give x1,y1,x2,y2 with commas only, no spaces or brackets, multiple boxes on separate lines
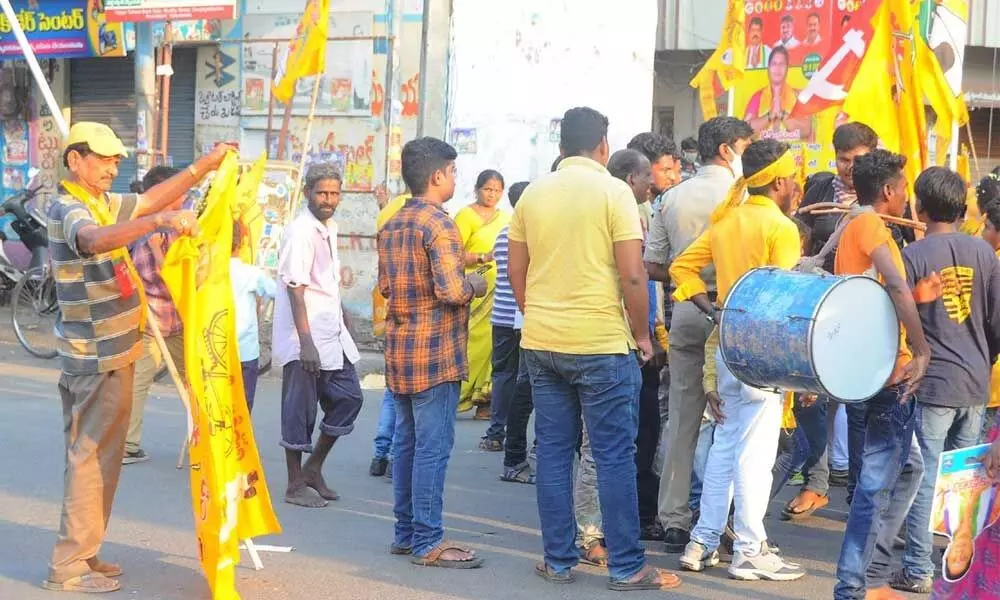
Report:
284,485,328,508
303,470,340,501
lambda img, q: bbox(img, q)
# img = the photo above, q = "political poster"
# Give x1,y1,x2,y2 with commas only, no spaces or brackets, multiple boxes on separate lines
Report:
0,0,126,60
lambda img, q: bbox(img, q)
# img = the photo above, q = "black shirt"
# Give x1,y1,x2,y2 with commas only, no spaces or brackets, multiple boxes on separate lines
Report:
902,232,1000,408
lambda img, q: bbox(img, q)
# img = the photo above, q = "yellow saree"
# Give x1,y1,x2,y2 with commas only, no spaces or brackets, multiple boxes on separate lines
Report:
454,206,511,413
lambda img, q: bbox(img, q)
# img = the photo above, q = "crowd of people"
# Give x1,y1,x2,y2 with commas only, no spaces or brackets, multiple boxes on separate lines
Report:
371,108,1000,598
35,107,1000,597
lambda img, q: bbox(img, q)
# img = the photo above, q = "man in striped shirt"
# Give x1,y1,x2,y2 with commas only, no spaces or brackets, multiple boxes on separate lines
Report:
44,123,229,594
482,183,535,480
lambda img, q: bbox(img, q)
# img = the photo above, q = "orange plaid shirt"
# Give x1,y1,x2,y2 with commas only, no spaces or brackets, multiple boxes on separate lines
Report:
377,198,474,395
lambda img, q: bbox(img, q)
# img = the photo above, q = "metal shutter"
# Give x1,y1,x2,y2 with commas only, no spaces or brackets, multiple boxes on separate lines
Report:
167,47,197,168
70,57,137,193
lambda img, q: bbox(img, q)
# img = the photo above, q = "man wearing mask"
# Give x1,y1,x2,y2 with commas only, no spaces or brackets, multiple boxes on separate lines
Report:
680,137,700,181
644,116,753,554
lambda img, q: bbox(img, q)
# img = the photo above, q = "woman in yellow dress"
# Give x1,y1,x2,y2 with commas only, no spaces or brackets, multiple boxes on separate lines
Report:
454,170,509,417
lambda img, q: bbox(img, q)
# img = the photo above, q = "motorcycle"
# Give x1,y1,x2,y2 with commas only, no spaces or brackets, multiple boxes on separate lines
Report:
0,169,49,303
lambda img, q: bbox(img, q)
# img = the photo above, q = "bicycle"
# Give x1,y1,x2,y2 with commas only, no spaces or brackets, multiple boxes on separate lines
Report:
11,265,59,359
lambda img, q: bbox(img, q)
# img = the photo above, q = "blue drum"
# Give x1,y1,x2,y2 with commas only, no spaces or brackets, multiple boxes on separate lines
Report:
719,268,899,402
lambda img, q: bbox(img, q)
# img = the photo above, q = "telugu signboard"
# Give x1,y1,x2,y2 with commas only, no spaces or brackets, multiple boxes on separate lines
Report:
0,0,126,60
104,0,237,23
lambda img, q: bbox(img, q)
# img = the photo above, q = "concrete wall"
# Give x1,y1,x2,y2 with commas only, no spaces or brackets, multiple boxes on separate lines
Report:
446,0,658,213
173,0,451,347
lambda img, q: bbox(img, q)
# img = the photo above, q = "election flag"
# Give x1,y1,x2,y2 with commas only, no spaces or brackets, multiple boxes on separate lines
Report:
162,152,281,599
272,0,329,105
689,0,745,119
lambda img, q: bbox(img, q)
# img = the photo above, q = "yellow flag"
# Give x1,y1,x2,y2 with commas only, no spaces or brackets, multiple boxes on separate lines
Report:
689,0,745,119
234,154,267,265
272,0,329,105
844,0,927,195
162,153,281,600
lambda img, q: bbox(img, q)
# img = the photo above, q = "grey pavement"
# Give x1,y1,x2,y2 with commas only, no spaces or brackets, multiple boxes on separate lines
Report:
0,341,858,600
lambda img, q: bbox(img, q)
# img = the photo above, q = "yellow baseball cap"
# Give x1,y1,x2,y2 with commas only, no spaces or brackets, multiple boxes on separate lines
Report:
65,122,129,158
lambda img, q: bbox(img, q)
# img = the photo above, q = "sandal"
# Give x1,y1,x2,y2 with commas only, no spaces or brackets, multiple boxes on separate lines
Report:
389,544,412,555
535,563,575,584
86,558,122,578
41,572,121,593
580,540,608,567
411,541,484,569
500,462,535,484
780,490,829,521
607,567,682,591
479,438,503,452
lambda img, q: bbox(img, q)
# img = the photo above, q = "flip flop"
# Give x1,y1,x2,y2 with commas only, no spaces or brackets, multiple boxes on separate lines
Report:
389,544,412,555
607,567,682,591
535,563,575,584
41,572,121,593
411,541,483,569
580,540,608,567
781,491,829,521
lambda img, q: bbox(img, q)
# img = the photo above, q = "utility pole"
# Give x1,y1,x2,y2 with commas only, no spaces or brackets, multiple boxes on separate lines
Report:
415,0,430,137
135,21,157,180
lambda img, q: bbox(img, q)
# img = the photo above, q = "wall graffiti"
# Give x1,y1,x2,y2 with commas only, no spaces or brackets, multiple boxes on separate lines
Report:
401,73,419,118
197,89,241,123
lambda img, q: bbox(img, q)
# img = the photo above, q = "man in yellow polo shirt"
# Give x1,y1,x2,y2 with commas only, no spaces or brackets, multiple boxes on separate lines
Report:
508,107,680,591
669,139,805,582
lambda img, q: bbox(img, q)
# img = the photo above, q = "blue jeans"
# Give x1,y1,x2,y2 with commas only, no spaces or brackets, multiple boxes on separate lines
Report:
525,350,645,582
688,419,715,512
845,401,867,505
391,382,460,557
373,389,396,460
835,388,923,600
794,395,832,496
770,425,812,501
901,403,985,580
486,326,521,442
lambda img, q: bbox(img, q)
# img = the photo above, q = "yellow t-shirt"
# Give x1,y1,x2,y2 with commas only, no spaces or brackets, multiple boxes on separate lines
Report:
376,194,410,232
671,195,801,303
508,156,644,355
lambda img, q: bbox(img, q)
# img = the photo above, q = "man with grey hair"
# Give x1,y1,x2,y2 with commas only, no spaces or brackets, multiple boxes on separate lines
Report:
272,162,364,508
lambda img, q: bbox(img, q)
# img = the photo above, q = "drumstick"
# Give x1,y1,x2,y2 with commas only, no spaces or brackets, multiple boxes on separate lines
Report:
807,208,927,231
796,202,849,214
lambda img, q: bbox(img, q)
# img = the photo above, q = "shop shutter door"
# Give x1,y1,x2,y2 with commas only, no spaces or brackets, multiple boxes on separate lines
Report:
167,47,197,168
70,57,137,194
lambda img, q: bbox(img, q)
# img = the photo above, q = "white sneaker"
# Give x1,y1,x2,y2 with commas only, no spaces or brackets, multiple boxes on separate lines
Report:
678,540,720,572
728,545,805,581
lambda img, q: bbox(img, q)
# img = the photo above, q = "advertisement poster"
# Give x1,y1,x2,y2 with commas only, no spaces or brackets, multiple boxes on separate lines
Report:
930,444,1000,583
104,0,236,23
0,0,126,60
241,11,373,117
731,0,877,177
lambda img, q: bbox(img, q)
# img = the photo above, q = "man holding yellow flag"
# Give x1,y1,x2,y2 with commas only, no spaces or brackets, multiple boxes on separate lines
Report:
42,122,231,594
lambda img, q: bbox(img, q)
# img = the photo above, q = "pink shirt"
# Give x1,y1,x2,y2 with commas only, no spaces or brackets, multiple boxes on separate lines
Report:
272,210,360,370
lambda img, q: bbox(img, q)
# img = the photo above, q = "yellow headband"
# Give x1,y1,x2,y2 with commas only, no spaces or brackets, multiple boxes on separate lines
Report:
711,150,797,224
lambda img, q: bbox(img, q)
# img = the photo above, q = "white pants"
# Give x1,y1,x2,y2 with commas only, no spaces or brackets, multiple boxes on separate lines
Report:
690,350,783,556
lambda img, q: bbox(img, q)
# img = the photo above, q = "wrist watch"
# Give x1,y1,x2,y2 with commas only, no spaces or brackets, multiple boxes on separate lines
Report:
477,253,485,264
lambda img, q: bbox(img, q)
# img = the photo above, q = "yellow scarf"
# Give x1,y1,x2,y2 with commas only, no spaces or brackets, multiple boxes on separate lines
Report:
710,150,797,225
756,84,798,120
60,179,148,332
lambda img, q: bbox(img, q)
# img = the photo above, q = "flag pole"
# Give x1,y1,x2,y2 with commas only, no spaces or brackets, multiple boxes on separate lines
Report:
291,75,322,209
0,0,69,137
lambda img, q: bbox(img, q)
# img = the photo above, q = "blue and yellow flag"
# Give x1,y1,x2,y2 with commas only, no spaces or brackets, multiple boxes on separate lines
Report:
162,152,281,600
272,0,329,105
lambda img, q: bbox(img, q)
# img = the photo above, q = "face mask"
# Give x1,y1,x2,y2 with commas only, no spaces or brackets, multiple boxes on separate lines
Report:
683,151,698,163
726,146,743,179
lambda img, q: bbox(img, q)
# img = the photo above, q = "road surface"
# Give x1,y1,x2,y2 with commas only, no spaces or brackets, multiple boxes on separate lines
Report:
0,341,875,600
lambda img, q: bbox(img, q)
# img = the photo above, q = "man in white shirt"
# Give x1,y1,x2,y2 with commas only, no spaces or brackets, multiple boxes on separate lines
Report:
230,222,277,413
273,164,364,509
775,15,800,49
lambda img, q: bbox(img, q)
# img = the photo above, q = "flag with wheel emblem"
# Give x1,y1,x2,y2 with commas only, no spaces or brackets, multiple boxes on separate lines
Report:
161,152,281,599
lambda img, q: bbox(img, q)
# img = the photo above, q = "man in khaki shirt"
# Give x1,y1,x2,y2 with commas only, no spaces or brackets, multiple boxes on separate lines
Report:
644,116,752,553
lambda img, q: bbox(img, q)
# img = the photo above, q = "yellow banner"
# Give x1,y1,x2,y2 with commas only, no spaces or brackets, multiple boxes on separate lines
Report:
162,152,281,600
272,0,329,105
689,0,745,120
